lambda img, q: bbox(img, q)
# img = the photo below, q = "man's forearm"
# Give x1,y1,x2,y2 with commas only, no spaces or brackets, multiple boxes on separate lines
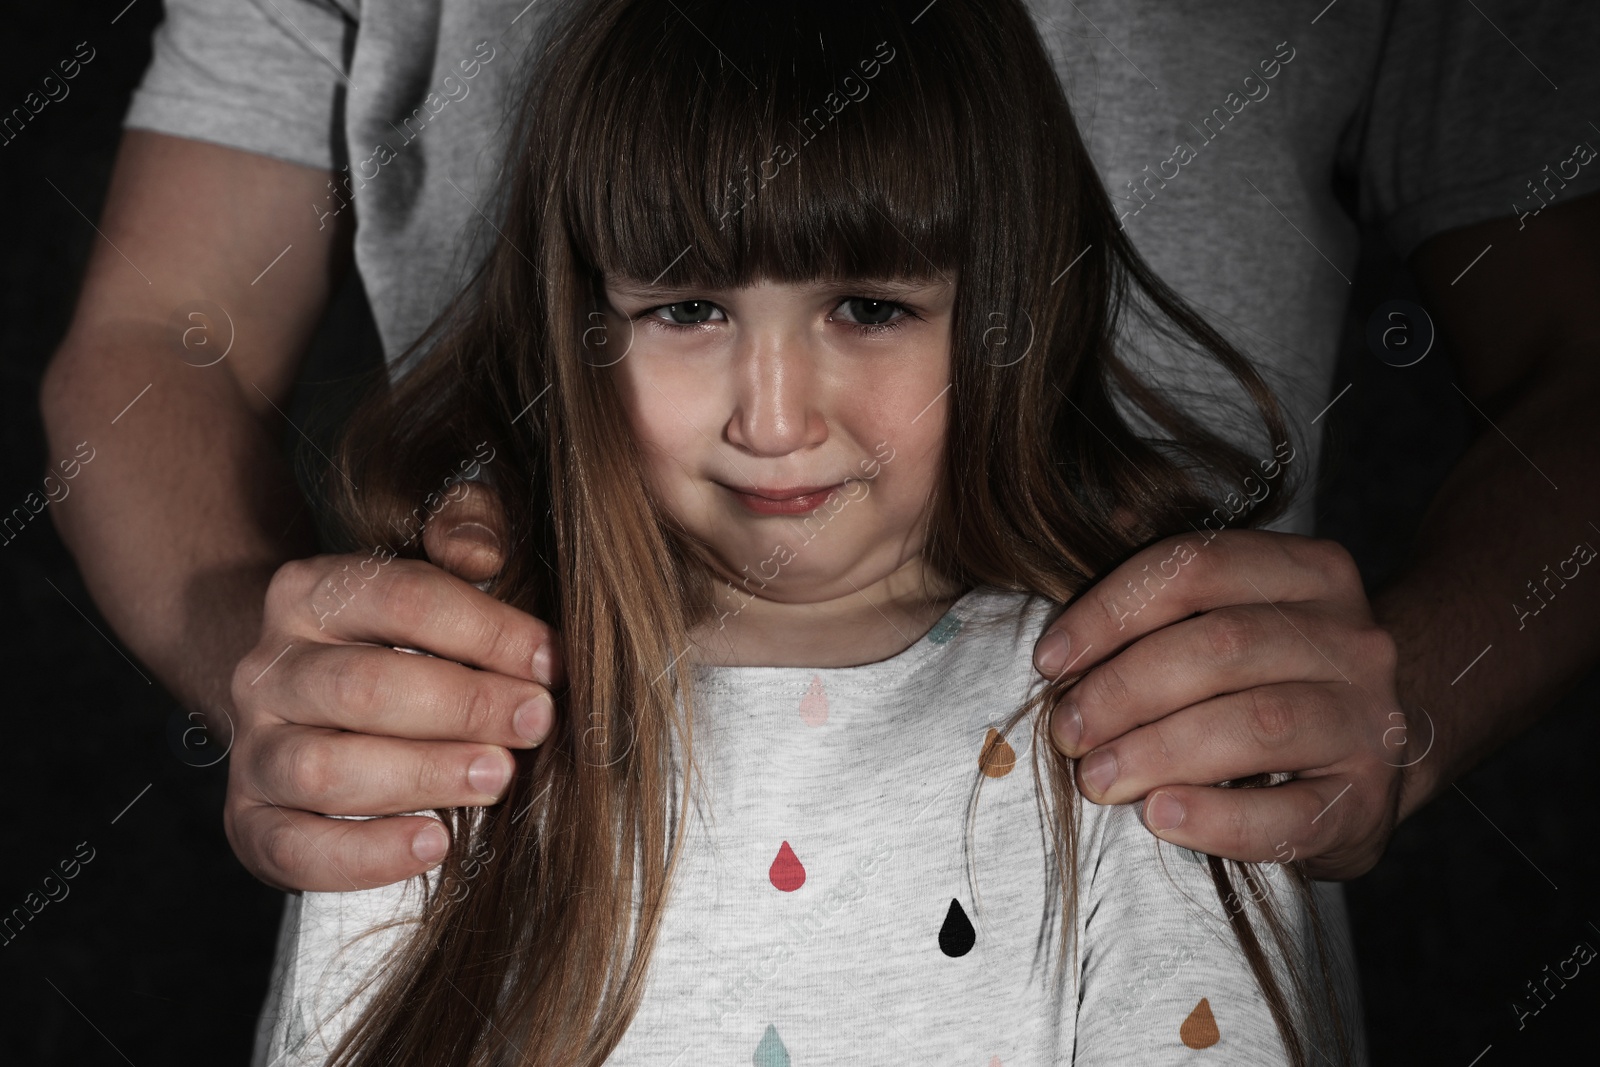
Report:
1371,362,1600,822
39,324,318,728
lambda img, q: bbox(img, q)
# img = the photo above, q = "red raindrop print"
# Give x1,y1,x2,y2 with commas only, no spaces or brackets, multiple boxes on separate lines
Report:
769,840,806,891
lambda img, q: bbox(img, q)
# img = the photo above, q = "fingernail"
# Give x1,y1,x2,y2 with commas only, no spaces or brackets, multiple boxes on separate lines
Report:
514,693,553,745
1054,702,1082,752
1147,791,1185,832
411,823,449,865
450,522,499,549
1035,630,1069,675
1081,750,1117,797
468,752,511,797
533,643,556,686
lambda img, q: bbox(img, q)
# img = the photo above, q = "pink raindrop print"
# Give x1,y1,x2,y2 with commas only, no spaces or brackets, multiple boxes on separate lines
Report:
799,675,829,726
769,840,806,892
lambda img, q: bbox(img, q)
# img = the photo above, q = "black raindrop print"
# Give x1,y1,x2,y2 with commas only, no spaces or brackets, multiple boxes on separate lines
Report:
938,897,976,957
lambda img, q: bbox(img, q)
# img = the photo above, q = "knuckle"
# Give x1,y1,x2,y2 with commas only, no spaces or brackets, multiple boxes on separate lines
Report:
1202,608,1260,669
371,563,433,631
329,652,388,727
259,820,303,882
1309,537,1361,588
1220,796,1259,856
458,677,500,737
416,744,468,801
1179,541,1222,601
286,734,339,802
1299,795,1335,850
1084,659,1131,711
230,655,256,710
476,615,531,674
1145,717,1179,771
1243,687,1299,749
266,557,318,615
1362,624,1399,674
1095,584,1133,631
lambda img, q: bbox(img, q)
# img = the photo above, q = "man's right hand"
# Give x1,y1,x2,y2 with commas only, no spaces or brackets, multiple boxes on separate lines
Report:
227,483,564,892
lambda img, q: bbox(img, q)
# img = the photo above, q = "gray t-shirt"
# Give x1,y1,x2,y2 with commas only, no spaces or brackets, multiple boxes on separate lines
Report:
121,0,1600,539
252,586,1365,1065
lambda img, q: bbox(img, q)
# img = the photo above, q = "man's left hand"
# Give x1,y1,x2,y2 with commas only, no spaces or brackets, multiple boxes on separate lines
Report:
1034,528,1408,879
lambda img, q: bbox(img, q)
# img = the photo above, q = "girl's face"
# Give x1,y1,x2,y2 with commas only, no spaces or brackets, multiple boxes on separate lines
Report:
601,274,956,608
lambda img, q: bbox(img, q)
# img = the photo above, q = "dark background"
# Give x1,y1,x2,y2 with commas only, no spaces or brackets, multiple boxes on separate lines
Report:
2,3,1595,1064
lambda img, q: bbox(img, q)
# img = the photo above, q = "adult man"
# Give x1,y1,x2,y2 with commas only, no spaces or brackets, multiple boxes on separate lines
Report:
39,0,1600,1010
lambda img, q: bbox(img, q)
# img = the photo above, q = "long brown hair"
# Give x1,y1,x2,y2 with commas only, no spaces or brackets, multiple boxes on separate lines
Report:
317,0,1355,1063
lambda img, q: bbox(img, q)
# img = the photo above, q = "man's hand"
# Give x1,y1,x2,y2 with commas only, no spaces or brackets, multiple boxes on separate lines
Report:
226,483,561,893
1034,529,1405,879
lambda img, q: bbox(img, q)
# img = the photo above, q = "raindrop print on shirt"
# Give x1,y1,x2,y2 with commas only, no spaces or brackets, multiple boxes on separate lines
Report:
938,897,976,956
1180,997,1221,1049
927,612,963,644
978,727,1016,777
753,1022,790,1066
798,675,828,726
769,840,806,891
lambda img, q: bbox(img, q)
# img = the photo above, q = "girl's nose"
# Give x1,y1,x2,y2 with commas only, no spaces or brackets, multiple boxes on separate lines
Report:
724,330,827,458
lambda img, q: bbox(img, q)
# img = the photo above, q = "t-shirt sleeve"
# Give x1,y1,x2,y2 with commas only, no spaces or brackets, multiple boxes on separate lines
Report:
1071,802,1345,1066
1352,0,1600,258
252,876,428,1067
122,0,350,170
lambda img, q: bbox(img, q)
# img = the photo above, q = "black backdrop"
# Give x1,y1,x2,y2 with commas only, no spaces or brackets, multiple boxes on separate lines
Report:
2,2,1596,1064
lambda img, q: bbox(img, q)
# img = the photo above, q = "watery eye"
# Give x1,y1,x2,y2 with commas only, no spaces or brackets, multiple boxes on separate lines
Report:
838,298,900,326
659,301,718,325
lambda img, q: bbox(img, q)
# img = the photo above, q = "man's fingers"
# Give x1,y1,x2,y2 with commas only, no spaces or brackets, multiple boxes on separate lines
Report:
424,481,511,585
1072,681,1359,805
1048,602,1371,758
1032,530,1362,682
249,723,518,816
284,556,564,686
283,642,554,747
230,800,453,893
1131,775,1383,874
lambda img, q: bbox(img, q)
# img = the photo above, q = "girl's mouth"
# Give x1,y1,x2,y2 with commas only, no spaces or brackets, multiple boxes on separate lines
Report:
719,482,845,515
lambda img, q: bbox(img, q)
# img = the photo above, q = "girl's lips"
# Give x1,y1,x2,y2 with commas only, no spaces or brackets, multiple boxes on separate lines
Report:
719,482,845,515
727,484,839,500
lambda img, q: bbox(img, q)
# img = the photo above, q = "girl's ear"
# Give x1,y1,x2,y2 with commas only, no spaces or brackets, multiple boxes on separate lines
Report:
423,480,510,584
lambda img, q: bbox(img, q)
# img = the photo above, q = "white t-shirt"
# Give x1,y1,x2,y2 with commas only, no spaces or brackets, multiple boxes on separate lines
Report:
255,586,1365,1065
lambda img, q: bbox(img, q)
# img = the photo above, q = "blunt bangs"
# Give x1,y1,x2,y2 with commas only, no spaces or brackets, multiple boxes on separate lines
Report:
560,0,984,290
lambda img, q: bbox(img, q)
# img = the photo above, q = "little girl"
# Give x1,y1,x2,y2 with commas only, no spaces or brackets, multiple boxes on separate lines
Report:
257,0,1364,1063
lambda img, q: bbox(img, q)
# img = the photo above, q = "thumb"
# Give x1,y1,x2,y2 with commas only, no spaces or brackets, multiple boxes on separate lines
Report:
423,480,510,585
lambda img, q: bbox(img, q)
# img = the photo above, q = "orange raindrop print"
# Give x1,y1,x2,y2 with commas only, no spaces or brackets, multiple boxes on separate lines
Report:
799,675,829,726
1180,997,1220,1049
769,840,806,892
978,728,1016,778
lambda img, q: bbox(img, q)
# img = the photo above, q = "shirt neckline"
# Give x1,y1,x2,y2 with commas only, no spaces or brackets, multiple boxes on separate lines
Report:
688,584,1000,691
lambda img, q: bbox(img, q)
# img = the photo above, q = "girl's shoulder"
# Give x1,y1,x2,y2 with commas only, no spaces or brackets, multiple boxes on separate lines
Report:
253,832,432,1067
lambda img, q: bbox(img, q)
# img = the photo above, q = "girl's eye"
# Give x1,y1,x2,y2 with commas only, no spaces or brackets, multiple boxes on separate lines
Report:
649,300,724,326
832,297,911,334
